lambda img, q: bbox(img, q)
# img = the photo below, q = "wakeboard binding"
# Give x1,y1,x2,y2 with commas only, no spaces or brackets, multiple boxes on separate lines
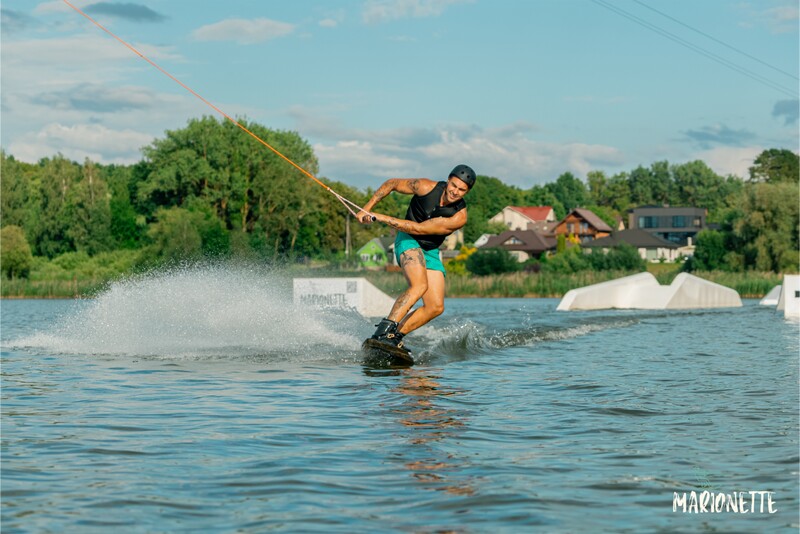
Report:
362,318,414,367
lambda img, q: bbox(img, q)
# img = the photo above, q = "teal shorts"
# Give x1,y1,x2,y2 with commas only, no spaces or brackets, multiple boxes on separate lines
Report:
394,232,445,274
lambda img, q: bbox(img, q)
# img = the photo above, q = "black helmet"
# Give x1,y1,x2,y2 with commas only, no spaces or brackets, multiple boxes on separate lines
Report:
449,164,476,189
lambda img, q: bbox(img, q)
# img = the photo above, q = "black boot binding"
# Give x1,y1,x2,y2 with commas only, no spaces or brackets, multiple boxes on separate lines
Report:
371,318,406,349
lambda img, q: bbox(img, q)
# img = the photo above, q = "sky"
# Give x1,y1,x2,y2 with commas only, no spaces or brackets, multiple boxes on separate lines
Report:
1,0,798,190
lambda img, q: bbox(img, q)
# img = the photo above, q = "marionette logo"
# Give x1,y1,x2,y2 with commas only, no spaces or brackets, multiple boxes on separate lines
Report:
672,491,777,514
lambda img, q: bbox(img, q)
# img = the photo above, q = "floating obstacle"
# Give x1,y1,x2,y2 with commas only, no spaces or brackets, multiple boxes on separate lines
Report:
776,275,800,320
293,277,394,318
557,272,742,311
759,285,782,306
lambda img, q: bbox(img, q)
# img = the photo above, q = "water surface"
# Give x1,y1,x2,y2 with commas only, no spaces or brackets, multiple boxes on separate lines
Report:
2,269,798,532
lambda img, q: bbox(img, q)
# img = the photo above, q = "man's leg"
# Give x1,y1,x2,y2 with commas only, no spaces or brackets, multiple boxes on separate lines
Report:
386,248,429,323
398,269,445,335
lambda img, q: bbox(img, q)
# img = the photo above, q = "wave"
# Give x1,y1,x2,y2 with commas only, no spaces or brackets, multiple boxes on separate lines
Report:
414,317,638,361
9,265,363,361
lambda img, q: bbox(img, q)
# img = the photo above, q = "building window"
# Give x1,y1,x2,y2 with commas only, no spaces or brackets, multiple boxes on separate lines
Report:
567,223,575,233
693,217,702,227
505,237,523,245
580,222,589,232
638,216,657,228
672,216,687,228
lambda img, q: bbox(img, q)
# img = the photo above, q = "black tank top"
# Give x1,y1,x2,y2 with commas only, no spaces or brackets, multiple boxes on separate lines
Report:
404,181,466,250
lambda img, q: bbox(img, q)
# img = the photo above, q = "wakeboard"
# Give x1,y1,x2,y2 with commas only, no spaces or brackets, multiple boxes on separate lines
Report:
361,338,414,367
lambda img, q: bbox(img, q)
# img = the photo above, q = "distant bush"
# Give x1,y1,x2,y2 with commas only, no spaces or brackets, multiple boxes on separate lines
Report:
587,243,645,271
1,225,34,278
543,244,645,274
466,248,521,276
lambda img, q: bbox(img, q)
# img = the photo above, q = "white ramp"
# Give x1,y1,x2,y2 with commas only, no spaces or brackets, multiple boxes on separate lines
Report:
760,285,782,306
777,275,800,320
557,272,742,311
556,272,658,311
293,277,395,318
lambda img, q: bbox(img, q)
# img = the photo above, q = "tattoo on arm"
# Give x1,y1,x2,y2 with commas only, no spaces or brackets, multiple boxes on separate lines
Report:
408,179,420,194
385,218,417,234
365,180,396,210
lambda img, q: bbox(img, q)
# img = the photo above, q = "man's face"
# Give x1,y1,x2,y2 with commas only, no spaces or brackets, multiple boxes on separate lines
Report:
444,176,470,203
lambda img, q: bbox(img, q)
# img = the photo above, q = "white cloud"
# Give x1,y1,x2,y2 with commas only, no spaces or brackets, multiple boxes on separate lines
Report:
192,18,295,44
362,0,474,24
692,145,765,179
299,113,624,188
8,123,155,164
319,18,338,28
763,4,799,33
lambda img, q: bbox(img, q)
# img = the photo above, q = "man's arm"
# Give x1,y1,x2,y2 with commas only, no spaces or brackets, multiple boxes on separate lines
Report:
357,178,436,223
372,209,467,236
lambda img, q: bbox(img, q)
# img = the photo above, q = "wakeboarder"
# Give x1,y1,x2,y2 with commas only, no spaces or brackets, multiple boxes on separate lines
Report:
357,164,476,362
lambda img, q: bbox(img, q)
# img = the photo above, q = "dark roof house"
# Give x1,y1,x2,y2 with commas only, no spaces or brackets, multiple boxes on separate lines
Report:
479,229,557,262
582,229,680,262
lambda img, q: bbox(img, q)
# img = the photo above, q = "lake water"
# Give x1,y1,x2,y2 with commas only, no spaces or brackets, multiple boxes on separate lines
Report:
2,267,798,532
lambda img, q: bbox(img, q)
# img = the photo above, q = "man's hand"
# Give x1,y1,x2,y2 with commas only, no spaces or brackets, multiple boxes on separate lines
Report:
356,210,374,224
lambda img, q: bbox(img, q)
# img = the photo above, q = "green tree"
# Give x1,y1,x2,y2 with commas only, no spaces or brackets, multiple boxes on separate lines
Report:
671,160,726,213
525,184,566,220
466,248,520,275
692,229,728,270
33,155,81,257
748,148,799,184
146,207,203,262
0,225,34,278
66,159,114,255
546,172,587,212
1,151,35,232
104,164,145,248
733,181,800,272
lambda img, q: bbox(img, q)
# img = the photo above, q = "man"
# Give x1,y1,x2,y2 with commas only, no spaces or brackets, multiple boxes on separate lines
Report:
357,164,476,353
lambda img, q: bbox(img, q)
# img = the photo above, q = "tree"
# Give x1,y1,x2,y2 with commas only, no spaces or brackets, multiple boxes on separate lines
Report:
1,151,34,231
525,184,566,220
146,207,203,262
691,230,727,270
0,225,34,278
466,248,520,275
66,159,114,255
546,172,587,212
671,160,727,214
733,181,800,272
33,155,81,257
748,148,799,184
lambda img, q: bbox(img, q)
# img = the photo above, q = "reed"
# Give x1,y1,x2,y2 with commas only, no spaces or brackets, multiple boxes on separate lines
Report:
2,262,786,299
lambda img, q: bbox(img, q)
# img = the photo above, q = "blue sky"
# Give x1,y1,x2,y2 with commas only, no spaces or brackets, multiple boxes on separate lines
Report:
1,0,797,189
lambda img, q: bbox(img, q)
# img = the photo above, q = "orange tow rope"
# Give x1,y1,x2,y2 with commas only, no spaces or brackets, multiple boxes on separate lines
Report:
62,0,369,218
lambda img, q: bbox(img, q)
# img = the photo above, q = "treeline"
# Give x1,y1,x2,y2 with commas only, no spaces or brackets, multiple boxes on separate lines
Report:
1,115,798,280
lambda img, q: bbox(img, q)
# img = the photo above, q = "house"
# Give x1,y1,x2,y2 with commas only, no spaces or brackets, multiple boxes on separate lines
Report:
357,236,395,268
553,208,613,243
441,228,465,251
628,206,706,246
478,230,557,262
582,229,680,262
489,206,557,231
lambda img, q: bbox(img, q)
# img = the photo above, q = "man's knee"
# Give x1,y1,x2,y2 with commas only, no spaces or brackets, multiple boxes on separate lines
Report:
409,280,428,297
429,301,445,318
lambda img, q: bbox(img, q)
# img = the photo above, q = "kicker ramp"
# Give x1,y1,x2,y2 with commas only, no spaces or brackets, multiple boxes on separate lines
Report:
293,277,395,318
557,272,742,311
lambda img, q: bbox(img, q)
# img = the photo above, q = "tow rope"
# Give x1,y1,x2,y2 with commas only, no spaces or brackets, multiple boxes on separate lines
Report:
62,0,371,220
